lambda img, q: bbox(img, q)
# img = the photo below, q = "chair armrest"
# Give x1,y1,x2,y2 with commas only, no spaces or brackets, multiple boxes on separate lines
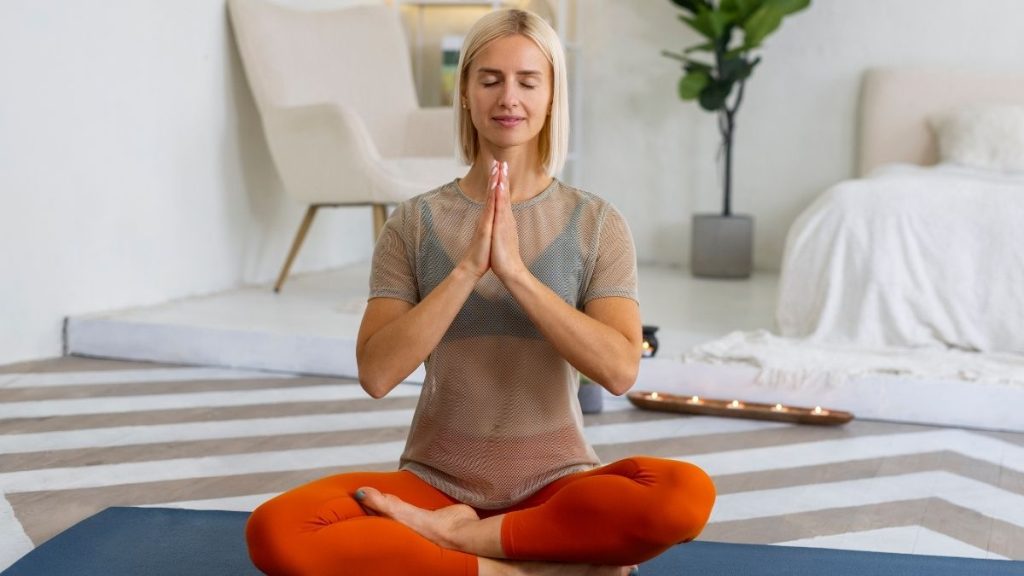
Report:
262,102,456,205
403,107,457,157
262,102,384,205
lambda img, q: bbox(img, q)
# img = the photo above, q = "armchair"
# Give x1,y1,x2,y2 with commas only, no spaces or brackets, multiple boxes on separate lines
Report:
228,0,465,291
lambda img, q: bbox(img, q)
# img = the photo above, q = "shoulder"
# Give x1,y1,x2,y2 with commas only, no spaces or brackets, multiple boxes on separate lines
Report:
551,181,628,227
396,180,461,212
388,180,466,232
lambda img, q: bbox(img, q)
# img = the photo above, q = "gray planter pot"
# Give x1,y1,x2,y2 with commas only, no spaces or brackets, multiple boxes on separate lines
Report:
691,214,753,279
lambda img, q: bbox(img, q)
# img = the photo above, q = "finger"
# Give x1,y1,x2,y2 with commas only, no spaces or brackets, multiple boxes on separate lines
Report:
501,161,511,206
483,171,498,229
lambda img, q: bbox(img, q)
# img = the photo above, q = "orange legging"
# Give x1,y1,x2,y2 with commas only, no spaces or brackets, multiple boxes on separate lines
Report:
246,456,715,575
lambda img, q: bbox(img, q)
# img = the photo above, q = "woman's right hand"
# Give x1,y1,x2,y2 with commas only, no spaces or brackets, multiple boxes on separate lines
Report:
457,160,500,279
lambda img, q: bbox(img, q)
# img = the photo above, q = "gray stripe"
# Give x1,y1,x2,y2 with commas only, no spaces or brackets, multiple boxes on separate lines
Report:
0,396,422,435
0,357,178,375
712,451,1024,497
0,375,335,403
0,426,412,473
702,498,1024,560
7,461,398,545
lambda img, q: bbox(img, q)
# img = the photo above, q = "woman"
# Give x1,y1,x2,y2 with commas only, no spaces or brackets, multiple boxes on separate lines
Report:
246,8,715,576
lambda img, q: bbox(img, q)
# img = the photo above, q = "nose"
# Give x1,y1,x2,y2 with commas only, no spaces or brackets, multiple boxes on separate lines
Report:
499,82,520,110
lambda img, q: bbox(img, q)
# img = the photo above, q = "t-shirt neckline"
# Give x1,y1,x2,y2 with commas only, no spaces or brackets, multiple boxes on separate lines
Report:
453,177,560,209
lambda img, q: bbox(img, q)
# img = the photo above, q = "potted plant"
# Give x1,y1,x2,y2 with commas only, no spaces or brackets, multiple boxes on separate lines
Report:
663,0,810,278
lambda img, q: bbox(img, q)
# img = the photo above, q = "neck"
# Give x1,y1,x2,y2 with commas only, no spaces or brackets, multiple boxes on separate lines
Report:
460,145,552,204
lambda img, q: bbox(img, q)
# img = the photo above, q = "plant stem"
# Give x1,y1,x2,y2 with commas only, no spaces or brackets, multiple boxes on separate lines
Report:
722,110,733,216
720,79,746,217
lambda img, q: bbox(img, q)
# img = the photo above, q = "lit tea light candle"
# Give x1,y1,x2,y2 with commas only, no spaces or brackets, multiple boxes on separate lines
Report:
650,392,661,400
771,403,787,412
687,395,703,405
727,400,743,409
812,406,830,416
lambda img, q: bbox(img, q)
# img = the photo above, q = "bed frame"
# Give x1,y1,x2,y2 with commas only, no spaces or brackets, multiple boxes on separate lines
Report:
857,68,1024,176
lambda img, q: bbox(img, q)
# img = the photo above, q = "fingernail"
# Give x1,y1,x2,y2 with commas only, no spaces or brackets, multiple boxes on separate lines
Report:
354,489,366,501
502,161,509,174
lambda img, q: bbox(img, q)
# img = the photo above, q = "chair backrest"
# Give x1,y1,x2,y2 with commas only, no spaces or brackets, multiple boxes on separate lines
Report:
228,0,420,157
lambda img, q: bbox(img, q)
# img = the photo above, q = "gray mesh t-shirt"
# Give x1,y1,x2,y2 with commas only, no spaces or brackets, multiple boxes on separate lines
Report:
369,178,638,509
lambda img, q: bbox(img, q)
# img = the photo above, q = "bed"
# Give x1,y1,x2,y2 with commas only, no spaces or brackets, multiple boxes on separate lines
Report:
776,68,1024,355
659,68,1024,433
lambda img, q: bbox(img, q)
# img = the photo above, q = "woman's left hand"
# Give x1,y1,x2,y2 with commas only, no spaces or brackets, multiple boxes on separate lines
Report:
490,161,527,282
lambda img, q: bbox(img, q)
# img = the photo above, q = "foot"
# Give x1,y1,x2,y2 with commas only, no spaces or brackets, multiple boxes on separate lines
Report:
354,486,480,551
479,558,639,576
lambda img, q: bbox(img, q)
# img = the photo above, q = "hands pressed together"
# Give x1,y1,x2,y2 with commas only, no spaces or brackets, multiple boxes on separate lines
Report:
460,160,527,283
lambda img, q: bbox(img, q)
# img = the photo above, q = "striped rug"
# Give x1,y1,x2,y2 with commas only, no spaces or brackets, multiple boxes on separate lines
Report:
1,357,1022,570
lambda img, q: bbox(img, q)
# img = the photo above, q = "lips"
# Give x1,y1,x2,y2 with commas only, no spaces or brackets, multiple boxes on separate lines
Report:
493,116,524,128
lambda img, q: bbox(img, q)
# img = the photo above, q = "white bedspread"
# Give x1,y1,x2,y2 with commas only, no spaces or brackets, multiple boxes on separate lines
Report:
777,163,1024,354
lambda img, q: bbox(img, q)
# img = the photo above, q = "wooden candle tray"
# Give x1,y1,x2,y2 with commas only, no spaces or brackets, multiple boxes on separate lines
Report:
627,390,854,426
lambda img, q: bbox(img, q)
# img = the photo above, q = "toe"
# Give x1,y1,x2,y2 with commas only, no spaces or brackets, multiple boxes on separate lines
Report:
354,486,387,514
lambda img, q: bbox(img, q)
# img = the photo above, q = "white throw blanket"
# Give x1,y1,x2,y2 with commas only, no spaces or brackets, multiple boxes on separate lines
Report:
686,330,1024,392
777,163,1024,354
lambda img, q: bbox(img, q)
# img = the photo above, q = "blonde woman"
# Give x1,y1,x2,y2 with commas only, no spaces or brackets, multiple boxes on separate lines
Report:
246,9,715,576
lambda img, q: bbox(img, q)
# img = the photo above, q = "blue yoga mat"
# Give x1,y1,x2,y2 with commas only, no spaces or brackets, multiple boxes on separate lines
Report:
3,507,1022,575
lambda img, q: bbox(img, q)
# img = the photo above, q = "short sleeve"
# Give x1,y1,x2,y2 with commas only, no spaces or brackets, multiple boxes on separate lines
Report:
583,204,639,304
369,202,419,304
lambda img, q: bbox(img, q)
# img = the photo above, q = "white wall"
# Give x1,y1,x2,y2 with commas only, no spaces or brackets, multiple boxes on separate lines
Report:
0,0,376,365
583,0,1024,269
3,0,1024,365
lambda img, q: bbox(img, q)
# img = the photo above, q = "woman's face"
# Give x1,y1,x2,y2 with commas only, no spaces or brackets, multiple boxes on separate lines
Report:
464,34,553,156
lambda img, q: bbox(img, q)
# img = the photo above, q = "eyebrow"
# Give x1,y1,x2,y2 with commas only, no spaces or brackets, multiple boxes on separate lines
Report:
476,67,543,77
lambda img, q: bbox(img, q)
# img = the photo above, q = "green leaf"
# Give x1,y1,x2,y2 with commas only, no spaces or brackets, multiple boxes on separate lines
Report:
684,40,716,53
694,3,734,39
724,45,747,59
741,5,783,49
678,14,714,39
698,79,733,111
684,60,714,74
669,0,709,14
719,56,755,83
723,0,763,22
765,0,811,16
679,70,710,100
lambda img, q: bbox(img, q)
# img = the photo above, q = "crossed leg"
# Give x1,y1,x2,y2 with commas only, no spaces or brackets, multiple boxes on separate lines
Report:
245,469,656,575
357,457,715,573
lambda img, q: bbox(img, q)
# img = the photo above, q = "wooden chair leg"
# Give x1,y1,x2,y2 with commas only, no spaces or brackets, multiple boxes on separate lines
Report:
274,205,319,293
372,204,388,240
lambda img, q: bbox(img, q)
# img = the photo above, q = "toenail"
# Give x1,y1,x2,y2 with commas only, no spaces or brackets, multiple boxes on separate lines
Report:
354,489,366,501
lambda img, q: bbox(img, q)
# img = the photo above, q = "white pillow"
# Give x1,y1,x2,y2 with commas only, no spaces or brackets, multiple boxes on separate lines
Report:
928,104,1024,172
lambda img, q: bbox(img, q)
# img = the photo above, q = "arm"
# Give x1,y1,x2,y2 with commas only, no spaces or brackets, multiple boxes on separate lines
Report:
488,163,642,395
504,275,642,395
357,161,503,398
355,267,479,399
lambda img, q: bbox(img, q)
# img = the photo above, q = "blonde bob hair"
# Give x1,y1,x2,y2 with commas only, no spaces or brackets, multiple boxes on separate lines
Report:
453,9,569,177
